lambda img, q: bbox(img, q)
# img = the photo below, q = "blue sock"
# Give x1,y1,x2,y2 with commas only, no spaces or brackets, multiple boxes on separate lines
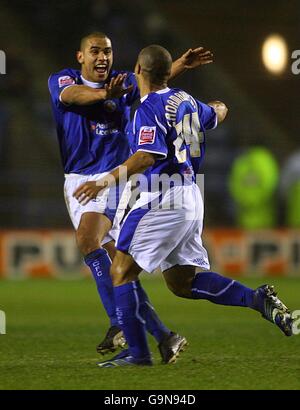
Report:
191,271,255,308
114,281,151,359
135,281,170,343
84,248,117,326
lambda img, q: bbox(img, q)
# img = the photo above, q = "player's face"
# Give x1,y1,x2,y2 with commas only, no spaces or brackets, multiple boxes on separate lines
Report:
78,37,113,82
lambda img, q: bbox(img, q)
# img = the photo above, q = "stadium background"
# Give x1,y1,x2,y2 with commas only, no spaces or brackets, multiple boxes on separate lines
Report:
0,0,299,391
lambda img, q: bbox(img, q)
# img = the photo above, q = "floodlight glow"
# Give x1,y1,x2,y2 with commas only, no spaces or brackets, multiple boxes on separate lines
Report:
262,35,288,74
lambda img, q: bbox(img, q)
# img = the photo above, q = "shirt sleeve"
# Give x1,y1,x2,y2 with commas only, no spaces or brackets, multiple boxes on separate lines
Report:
48,70,77,110
196,99,218,130
135,107,168,159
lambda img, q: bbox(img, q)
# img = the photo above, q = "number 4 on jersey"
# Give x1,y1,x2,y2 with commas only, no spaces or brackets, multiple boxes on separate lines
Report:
173,112,204,163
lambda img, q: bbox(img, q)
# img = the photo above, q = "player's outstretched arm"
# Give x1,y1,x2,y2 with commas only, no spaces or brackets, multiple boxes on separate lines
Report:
73,151,156,205
170,47,213,80
60,74,133,106
208,100,228,124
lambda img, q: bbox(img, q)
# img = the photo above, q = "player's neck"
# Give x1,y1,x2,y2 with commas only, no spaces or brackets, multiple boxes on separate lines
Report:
140,82,168,98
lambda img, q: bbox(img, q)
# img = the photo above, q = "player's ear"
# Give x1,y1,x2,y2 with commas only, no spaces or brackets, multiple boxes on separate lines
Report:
136,63,142,75
77,51,84,64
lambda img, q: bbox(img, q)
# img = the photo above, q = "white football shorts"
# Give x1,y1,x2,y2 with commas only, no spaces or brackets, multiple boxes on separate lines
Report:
64,173,130,245
116,183,210,273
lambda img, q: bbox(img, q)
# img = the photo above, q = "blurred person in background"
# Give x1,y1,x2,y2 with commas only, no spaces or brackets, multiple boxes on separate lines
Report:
280,151,300,228
228,147,279,229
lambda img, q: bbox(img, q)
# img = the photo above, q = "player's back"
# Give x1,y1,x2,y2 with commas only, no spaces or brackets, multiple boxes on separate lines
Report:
130,87,217,187
118,87,215,271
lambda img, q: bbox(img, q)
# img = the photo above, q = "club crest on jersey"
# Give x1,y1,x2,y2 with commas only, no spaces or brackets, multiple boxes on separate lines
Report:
138,126,156,145
103,100,117,113
58,76,75,88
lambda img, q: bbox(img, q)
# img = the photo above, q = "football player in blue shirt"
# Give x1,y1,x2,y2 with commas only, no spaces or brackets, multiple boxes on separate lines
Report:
74,45,294,367
49,32,213,362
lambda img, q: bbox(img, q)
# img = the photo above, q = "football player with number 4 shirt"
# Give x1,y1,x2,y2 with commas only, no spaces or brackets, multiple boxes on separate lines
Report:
74,45,294,367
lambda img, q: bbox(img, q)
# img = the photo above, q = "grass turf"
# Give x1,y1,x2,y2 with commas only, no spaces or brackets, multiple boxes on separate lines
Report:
0,276,299,390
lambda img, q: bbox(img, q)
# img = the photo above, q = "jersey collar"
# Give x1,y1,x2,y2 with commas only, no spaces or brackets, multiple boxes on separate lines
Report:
140,87,170,103
80,75,104,88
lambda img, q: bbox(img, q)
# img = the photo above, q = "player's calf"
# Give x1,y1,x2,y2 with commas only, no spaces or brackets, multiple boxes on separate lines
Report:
163,265,195,299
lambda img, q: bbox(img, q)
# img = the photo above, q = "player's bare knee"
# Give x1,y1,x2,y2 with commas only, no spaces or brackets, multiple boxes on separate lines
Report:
75,230,99,255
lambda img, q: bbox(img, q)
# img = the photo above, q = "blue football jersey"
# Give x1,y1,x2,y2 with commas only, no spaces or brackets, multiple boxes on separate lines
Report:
48,68,140,175
128,87,217,185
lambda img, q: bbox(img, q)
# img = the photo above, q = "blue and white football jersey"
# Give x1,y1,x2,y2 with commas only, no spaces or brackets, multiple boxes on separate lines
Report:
48,68,139,175
128,87,217,186
117,88,216,268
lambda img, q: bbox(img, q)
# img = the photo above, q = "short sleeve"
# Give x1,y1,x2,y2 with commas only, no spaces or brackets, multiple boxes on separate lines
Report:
196,100,217,130
48,71,77,110
135,108,168,159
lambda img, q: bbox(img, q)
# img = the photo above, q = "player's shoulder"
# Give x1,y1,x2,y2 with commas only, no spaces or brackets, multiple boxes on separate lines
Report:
109,69,133,77
168,87,200,110
110,69,132,76
137,91,170,126
110,69,136,86
48,68,81,88
141,88,175,111
109,69,134,79
49,67,80,78
170,87,194,100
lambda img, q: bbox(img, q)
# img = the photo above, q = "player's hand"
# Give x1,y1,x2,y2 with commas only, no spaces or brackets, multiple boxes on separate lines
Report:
180,47,213,69
105,74,134,99
73,181,107,205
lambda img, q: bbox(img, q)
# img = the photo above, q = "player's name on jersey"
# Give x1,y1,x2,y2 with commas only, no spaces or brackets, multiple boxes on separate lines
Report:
165,91,197,125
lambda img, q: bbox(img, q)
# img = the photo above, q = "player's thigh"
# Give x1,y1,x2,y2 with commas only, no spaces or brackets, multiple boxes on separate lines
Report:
117,207,191,274
111,250,142,286
162,265,196,298
160,203,210,273
64,174,109,229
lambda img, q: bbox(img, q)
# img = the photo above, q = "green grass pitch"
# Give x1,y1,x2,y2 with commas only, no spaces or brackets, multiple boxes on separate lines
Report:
0,276,299,390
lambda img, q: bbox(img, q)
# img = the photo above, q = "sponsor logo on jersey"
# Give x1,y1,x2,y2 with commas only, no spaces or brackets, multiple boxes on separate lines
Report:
58,76,75,88
90,122,119,136
138,126,156,145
